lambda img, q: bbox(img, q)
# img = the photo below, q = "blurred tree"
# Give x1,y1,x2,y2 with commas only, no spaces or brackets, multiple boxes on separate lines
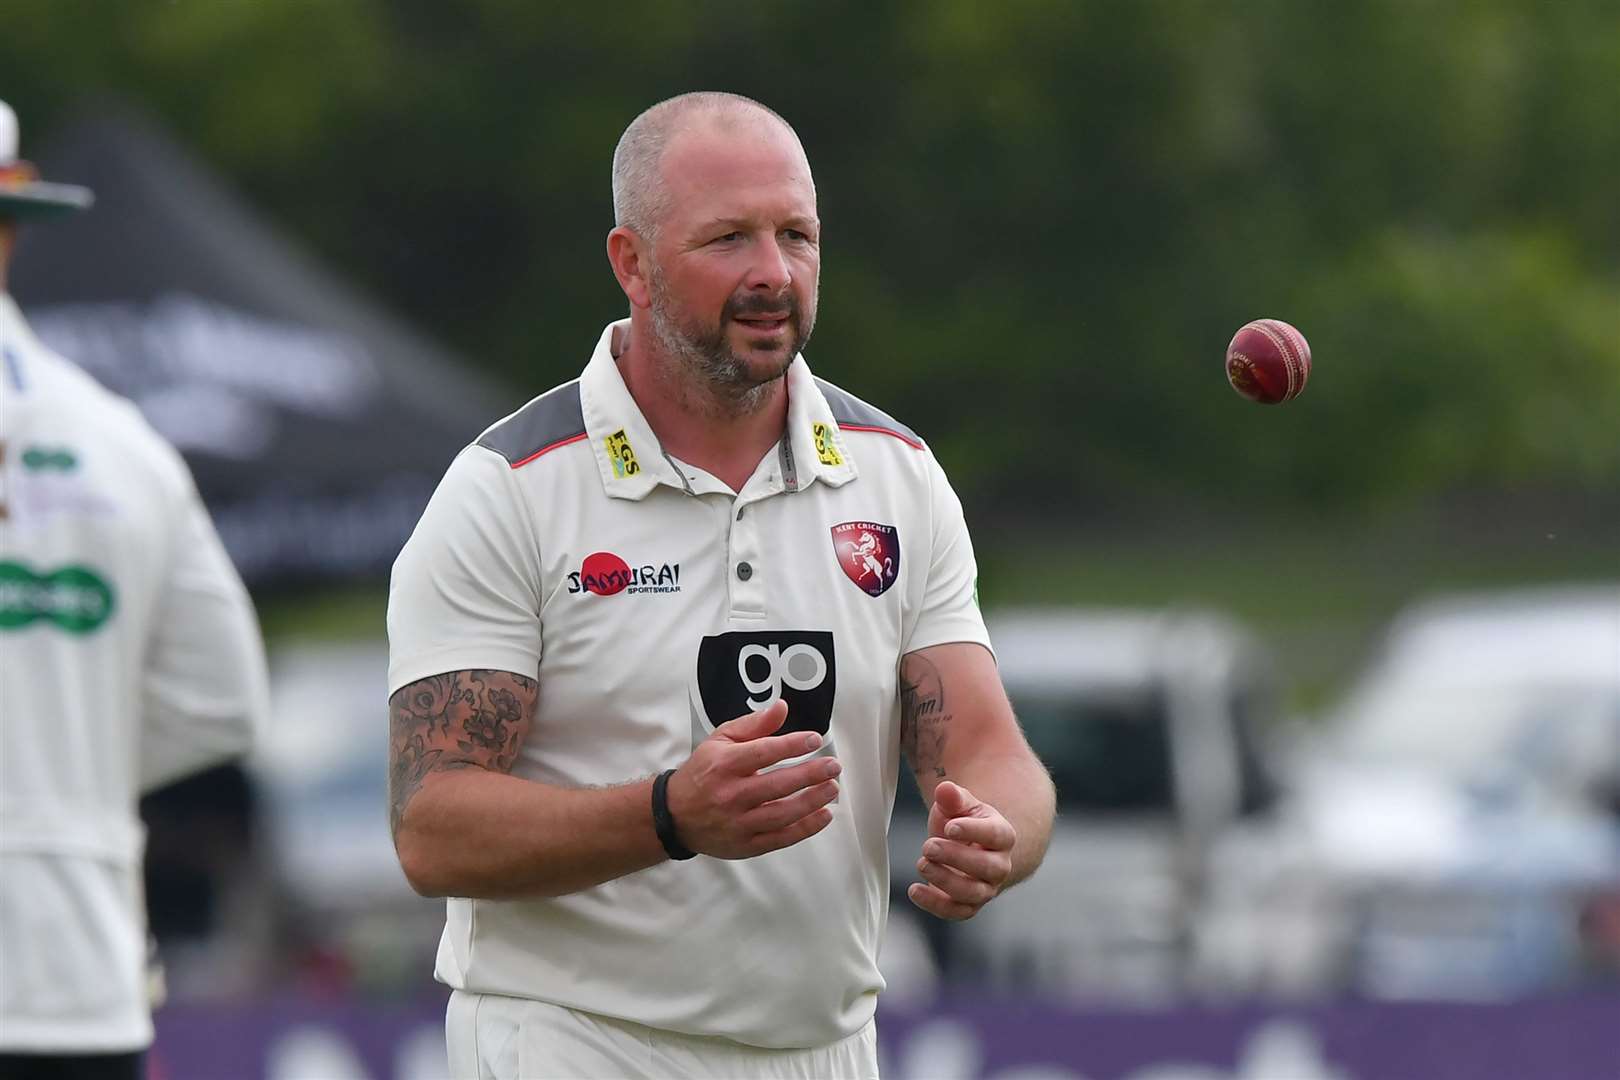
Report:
3,0,1615,518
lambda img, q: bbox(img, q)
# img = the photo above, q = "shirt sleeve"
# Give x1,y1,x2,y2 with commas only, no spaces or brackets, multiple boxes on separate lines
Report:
901,451,993,658
387,444,542,695
140,468,270,792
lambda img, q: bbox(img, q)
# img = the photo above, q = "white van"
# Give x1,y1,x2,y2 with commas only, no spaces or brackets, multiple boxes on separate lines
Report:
1197,584,1620,1001
887,608,1280,1002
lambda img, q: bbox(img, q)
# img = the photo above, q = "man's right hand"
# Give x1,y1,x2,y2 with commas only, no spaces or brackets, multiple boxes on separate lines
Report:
664,700,841,859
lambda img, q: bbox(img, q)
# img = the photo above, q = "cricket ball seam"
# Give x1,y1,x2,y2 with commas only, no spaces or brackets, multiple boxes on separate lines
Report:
1278,322,1311,398
1272,320,1303,401
1252,320,1299,401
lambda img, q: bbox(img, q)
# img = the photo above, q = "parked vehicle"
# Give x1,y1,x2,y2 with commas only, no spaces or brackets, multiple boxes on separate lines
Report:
888,608,1281,1002
1197,584,1620,1001
251,642,442,994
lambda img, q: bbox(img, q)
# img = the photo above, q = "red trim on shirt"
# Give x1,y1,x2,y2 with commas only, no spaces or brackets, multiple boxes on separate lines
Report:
837,423,925,451
510,432,588,469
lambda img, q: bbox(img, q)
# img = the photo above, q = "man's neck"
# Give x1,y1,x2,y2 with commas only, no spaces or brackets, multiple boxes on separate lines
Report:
615,322,789,493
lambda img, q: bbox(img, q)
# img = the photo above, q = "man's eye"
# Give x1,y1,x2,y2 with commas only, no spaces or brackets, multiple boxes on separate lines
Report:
713,232,743,244
783,229,809,242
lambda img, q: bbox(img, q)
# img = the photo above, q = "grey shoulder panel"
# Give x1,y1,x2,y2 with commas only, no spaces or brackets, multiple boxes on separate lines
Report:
477,381,587,467
815,378,925,449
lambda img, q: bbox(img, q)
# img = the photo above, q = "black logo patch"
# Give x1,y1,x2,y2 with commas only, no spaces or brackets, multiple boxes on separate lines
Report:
693,631,836,737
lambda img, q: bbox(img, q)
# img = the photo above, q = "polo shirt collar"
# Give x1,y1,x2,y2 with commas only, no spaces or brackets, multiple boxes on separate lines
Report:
580,319,858,501
0,292,37,353
783,350,858,491
579,321,677,500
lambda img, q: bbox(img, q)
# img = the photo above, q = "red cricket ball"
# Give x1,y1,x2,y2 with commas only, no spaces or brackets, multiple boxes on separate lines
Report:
1225,318,1312,404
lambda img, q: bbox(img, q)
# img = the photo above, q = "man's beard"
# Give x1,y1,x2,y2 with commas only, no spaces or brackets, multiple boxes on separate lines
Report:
647,266,817,415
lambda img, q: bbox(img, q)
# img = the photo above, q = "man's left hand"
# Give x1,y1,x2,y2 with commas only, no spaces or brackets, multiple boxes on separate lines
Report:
907,780,1016,921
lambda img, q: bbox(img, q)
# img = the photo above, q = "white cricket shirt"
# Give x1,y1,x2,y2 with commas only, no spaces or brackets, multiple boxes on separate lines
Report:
0,293,269,1052
388,320,990,1049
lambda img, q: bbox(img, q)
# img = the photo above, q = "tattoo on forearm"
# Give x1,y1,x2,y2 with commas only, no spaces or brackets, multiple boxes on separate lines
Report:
899,654,950,781
388,669,538,837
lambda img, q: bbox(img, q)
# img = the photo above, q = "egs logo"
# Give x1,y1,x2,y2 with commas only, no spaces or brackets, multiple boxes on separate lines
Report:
693,631,836,739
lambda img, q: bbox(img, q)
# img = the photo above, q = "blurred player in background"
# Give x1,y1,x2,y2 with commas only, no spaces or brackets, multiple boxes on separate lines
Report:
0,99,270,1080
387,91,1055,1078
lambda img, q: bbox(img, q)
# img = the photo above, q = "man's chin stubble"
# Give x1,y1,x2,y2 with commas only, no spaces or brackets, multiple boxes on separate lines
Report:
696,349,790,416
660,327,794,416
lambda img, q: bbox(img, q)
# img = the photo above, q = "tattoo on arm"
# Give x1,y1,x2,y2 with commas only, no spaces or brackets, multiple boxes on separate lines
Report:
388,669,538,838
899,653,951,783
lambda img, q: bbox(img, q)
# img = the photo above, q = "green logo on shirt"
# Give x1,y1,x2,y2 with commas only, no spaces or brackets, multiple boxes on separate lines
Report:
21,446,79,473
0,562,117,634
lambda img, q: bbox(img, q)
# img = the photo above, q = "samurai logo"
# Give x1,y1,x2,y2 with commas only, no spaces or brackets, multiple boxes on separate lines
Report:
604,428,640,479
830,520,900,597
566,551,680,596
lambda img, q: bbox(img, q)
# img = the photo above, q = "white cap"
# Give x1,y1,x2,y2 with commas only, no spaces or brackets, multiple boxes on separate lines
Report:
0,100,18,166
0,99,95,219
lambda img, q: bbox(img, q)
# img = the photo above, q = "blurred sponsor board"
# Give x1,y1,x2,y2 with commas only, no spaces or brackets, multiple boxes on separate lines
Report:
150,994,1620,1080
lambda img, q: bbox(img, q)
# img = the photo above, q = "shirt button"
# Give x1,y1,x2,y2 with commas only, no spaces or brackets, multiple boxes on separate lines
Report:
736,562,753,582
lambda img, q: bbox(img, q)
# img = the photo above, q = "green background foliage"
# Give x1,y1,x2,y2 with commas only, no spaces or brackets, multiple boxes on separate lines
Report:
5,0,1615,513
4,1,1616,697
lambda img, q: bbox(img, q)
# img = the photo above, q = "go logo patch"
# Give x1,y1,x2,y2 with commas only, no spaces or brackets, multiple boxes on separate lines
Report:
812,422,843,467
604,428,640,479
692,630,836,739
0,562,117,634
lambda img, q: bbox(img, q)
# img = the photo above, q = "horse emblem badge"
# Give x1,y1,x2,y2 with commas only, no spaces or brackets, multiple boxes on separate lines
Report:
830,521,900,598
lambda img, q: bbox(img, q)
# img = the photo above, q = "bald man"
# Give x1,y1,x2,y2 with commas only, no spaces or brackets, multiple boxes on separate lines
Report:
387,91,1054,1079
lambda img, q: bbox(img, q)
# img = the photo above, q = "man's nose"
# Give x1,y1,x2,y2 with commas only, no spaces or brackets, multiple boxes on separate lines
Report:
747,235,792,293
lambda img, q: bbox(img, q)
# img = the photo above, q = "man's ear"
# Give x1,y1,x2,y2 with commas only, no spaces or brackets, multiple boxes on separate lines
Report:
606,227,653,310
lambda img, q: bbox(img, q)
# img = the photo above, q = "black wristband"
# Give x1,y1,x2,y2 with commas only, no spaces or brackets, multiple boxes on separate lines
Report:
651,768,697,861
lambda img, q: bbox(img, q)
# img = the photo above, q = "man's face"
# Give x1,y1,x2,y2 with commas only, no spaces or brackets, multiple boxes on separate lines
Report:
644,117,820,394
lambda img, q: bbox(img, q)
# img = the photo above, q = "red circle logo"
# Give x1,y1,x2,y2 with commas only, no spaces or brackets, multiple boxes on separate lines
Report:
579,551,631,595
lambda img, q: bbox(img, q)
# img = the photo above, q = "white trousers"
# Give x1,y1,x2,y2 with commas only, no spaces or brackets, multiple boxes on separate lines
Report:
445,990,880,1080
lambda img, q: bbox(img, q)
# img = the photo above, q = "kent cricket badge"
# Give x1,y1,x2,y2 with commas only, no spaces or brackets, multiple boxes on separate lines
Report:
831,521,900,597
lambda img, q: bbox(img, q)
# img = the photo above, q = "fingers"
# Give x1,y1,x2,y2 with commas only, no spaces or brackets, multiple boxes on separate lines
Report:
921,836,1011,883
917,852,1001,906
907,881,977,922
926,779,977,838
742,754,841,805
714,698,789,743
673,721,841,859
732,729,825,774
928,780,1016,850
747,805,835,856
931,779,973,815
715,700,830,773
741,777,841,834
912,787,1016,921
941,814,1016,852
